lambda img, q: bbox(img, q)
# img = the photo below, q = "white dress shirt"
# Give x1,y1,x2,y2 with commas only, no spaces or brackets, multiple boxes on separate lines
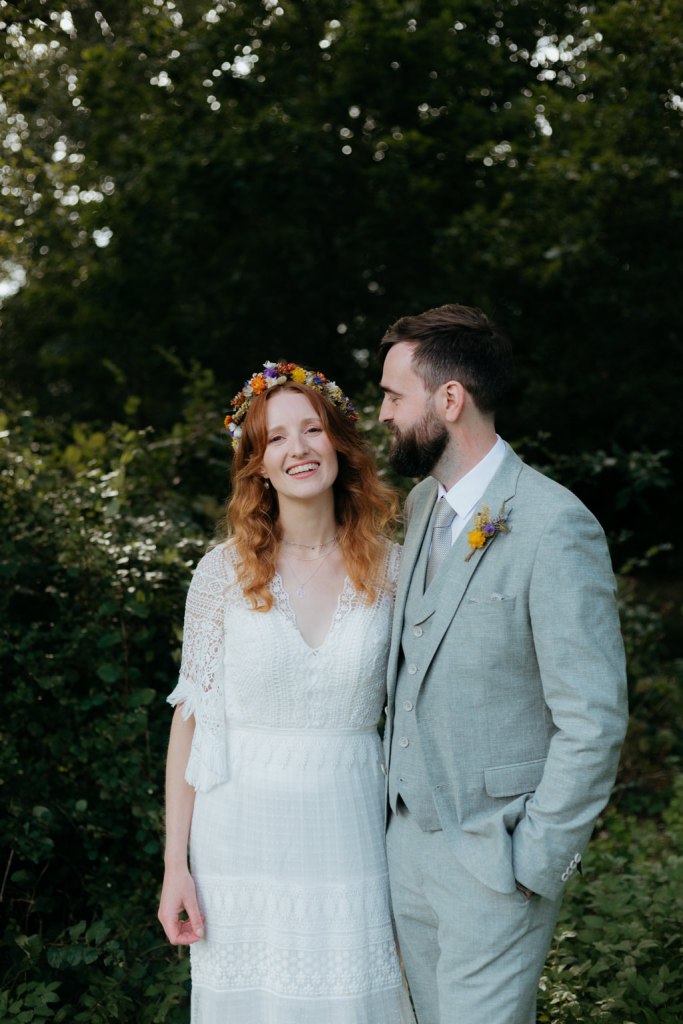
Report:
436,435,507,545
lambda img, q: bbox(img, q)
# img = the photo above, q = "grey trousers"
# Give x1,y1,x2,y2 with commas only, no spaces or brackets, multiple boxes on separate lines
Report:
387,808,562,1024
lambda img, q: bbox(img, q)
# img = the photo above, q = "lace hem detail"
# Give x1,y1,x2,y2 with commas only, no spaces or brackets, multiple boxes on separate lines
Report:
196,874,393,936
191,873,403,997
191,937,403,998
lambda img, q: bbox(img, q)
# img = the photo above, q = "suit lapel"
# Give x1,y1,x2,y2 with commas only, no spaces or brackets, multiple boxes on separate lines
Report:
412,445,524,680
387,479,438,700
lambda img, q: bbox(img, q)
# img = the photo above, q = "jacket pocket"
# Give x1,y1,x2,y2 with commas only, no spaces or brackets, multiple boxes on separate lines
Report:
484,757,547,798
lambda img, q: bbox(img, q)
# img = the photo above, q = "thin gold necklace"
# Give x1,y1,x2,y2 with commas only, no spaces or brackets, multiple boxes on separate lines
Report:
282,534,338,552
284,543,337,598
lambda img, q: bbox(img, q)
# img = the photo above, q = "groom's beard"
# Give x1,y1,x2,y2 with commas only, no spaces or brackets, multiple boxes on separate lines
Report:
388,409,448,478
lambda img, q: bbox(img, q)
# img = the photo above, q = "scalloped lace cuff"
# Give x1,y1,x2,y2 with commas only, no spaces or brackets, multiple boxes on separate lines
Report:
167,677,229,793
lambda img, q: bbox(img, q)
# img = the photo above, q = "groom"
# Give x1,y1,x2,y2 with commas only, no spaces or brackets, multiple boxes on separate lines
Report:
378,304,627,1024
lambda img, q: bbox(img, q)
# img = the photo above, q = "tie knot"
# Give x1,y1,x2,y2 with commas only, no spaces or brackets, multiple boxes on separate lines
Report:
433,497,456,531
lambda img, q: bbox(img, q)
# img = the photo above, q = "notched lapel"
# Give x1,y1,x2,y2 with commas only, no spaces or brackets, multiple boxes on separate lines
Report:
414,446,523,681
387,480,438,699
396,485,436,609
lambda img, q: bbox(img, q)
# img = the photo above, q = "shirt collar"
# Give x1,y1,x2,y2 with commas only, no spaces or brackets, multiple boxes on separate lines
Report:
436,436,506,521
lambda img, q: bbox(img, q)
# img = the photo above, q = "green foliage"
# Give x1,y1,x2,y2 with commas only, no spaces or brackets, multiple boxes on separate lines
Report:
0,374,227,1022
539,778,683,1023
0,0,681,471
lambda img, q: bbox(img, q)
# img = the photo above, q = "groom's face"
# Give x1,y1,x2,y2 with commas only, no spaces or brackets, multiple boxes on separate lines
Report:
379,342,448,478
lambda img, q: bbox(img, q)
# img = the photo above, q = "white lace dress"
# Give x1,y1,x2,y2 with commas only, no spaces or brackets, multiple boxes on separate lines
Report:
168,541,415,1024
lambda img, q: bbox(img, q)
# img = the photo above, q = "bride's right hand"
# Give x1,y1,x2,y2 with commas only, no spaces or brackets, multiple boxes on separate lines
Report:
158,867,204,945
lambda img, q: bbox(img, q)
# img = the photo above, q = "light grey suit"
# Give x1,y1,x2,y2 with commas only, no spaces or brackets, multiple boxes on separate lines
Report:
385,443,628,1023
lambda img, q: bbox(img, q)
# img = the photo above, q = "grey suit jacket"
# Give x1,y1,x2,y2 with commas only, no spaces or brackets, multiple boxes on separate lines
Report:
385,444,628,900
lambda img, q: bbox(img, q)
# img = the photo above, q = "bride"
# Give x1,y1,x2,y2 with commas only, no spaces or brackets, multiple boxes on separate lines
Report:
158,362,415,1023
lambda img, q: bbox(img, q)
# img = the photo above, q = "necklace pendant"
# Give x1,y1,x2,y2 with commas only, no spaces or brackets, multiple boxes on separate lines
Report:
296,586,305,598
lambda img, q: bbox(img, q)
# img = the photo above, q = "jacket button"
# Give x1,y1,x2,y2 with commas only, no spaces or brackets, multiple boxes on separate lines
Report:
403,700,414,712
399,737,410,748
407,664,417,675
413,626,423,637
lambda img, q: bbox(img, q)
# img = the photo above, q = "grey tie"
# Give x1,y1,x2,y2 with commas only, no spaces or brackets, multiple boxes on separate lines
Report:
425,497,457,590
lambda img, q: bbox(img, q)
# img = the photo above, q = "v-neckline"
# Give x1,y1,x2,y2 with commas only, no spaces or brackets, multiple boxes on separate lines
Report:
272,572,354,652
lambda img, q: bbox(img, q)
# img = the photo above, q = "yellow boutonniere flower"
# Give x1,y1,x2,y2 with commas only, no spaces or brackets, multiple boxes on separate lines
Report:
467,528,487,550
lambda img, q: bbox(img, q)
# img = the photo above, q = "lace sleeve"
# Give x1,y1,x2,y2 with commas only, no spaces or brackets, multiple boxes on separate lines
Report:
167,544,233,792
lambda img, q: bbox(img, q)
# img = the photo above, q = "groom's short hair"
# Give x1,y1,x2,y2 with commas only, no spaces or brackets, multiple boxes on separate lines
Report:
379,303,513,414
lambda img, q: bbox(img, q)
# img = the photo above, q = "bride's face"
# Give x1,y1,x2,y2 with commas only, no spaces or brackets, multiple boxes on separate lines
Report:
260,390,339,503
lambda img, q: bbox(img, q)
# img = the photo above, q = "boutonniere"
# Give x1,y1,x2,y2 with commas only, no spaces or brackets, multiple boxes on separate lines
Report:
465,503,510,562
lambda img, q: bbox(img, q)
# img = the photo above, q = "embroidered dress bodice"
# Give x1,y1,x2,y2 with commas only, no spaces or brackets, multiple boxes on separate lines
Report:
171,543,398,784
168,540,415,1024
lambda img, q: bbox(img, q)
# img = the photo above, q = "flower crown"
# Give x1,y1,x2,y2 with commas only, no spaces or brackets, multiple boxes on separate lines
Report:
224,360,358,451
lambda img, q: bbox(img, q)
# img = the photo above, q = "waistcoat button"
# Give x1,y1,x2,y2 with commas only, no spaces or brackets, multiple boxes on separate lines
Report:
407,663,417,675
399,737,410,748
403,700,414,712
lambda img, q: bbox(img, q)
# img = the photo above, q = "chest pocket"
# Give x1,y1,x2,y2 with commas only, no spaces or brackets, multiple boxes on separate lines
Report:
484,757,546,798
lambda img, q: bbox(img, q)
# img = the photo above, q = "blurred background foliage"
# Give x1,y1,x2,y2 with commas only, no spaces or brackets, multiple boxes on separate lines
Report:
1,1,682,1021
1,0,681,454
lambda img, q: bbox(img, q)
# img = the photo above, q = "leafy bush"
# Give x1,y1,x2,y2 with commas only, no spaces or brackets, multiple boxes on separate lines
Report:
539,777,683,1024
0,390,223,1022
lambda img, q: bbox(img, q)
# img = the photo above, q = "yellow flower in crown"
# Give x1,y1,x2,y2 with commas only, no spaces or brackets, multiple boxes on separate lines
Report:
291,366,307,383
465,503,510,561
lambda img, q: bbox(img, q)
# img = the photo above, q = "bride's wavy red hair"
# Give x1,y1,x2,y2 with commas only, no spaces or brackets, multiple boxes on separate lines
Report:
226,382,397,611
